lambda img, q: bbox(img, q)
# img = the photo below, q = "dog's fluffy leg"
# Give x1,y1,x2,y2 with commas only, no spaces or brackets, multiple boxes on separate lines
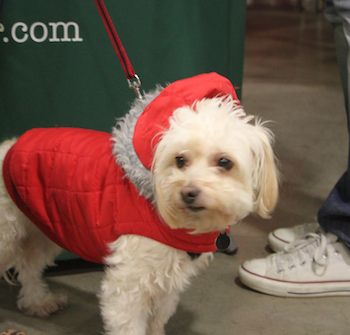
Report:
15,222,66,317
0,139,66,317
100,237,153,335
101,236,212,335
101,284,180,335
100,269,149,335
0,139,24,277
147,291,180,335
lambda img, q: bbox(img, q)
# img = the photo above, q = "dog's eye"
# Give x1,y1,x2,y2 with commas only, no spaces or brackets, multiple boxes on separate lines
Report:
217,157,233,171
175,155,187,169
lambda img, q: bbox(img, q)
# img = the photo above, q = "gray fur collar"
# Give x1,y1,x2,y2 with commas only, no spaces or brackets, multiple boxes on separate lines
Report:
111,87,163,201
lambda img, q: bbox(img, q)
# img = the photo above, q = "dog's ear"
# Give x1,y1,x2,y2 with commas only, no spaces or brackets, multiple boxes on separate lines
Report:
251,124,279,218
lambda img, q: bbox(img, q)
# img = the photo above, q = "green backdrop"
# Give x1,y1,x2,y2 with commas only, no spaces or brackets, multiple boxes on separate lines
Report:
0,0,246,260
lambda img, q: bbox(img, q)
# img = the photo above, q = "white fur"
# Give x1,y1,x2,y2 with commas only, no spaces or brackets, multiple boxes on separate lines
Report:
0,96,278,334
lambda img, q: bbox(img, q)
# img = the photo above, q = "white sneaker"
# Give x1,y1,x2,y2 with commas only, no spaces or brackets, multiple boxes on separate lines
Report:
239,232,350,297
268,222,320,252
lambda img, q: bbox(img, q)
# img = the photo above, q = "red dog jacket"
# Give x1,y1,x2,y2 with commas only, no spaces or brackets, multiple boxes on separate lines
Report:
2,73,238,263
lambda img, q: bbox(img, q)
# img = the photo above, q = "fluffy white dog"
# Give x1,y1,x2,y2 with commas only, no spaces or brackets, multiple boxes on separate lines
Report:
0,73,278,335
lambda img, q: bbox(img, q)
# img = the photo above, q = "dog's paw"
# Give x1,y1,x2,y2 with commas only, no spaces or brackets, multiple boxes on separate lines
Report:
17,292,67,317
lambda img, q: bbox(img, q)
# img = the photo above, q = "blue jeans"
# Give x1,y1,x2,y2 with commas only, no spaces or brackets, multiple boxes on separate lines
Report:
318,0,350,247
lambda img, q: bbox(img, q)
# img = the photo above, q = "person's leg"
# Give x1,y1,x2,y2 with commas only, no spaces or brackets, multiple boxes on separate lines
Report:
318,0,350,247
238,1,350,297
267,0,350,253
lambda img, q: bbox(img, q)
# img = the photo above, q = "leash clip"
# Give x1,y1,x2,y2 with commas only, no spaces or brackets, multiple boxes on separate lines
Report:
128,74,144,100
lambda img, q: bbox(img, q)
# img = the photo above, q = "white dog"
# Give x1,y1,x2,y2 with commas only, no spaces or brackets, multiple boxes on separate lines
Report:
0,73,278,335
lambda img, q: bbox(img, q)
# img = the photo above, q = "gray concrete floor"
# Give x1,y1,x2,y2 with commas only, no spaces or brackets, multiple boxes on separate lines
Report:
1,7,350,335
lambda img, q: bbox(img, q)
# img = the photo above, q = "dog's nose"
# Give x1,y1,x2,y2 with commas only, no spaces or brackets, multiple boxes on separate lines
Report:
181,186,201,205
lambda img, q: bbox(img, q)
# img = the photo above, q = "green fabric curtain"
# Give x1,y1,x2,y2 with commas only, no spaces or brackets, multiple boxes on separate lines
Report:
0,1,246,261
0,0,246,140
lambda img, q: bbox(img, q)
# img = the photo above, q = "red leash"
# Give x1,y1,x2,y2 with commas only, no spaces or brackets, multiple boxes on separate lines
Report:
94,0,143,99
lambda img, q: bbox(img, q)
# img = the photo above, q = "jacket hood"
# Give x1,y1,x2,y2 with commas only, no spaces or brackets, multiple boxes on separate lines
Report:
133,72,239,170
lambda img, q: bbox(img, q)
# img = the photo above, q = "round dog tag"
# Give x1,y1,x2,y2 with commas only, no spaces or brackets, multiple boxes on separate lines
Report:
216,232,231,251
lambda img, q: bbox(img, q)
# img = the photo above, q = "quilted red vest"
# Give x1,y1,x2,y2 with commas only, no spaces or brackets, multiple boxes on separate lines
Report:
3,128,219,263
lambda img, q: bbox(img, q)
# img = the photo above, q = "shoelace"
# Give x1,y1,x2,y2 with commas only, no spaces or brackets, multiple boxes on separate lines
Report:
272,233,336,275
